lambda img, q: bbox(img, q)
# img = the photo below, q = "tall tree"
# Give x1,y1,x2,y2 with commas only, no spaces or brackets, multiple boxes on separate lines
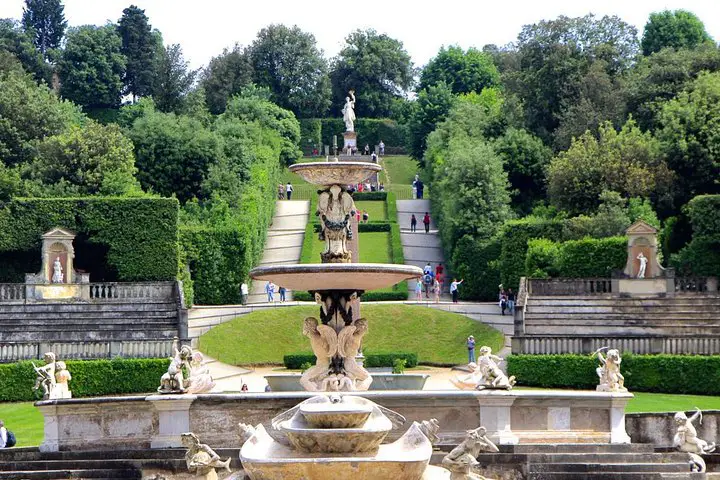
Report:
248,24,330,118
21,0,66,57
117,5,160,100
641,10,712,56
58,25,126,109
201,44,254,115
330,29,414,118
0,18,51,84
419,45,499,94
407,82,455,161
152,43,198,113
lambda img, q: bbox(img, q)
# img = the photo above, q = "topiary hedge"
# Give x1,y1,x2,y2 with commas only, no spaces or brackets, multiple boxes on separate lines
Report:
0,358,170,402
525,236,627,279
308,118,407,151
353,191,387,201
508,354,720,395
284,352,417,369
453,235,502,301
0,198,179,282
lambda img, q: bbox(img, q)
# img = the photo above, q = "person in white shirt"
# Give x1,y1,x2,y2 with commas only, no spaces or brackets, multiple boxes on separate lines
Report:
450,278,464,304
0,420,7,448
240,282,248,305
286,182,294,200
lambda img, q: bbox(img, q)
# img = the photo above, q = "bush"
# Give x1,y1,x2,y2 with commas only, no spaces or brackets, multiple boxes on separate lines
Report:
508,354,720,395
0,358,170,402
392,358,407,374
453,235,501,301
352,191,387,201
284,352,417,369
497,219,565,289
674,195,720,276
299,118,322,155
0,198,179,282
685,195,720,239
556,236,627,277
525,238,561,278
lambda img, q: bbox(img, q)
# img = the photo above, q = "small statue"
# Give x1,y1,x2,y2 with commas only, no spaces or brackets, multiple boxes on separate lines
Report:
451,346,515,391
32,352,57,400
53,361,72,399
317,185,355,263
637,252,648,279
342,90,356,132
238,423,256,446
299,317,338,391
418,418,441,445
181,432,231,480
186,351,215,394
594,347,627,392
441,426,499,479
674,409,715,455
338,318,372,391
158,344,193,394
51,257,63,283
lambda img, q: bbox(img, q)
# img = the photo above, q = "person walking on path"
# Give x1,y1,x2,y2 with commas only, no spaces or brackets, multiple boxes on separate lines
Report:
423,212,431,233
507,288,516,314
277,184,285,200
240,282,249,305
433,278,441,303
416,179,424,199
379,140,385,155
466,335,476,363
499,288,508,315
450,278,464,303
435,263,445,294
415,278,423,301
265,281,275,302
410,214,417,232
285,182,293,200
279,286,287,302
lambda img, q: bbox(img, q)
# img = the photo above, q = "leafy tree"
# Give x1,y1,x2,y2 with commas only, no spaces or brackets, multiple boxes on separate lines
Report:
248,24,330,118
0,18,51,84
201,44,253,114
407,82,455,161
23,121,140,196
118,5,160,100
0,68,80,166
330,29,414,118
641,10,712,56
128,110,221,203
21,0,66,57
419,45,499,94
656,72,720,209
546,119,673,214
152,43,198,113
58,25,126,109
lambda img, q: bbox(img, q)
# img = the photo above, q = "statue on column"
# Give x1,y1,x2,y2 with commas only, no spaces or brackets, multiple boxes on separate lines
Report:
342,90,356,132
51,257,63,283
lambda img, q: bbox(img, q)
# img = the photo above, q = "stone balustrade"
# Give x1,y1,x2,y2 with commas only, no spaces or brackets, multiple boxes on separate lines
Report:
0,281,177,303
513,335,720,355
527,278,613,296
0,283,26,302
0,339,175,362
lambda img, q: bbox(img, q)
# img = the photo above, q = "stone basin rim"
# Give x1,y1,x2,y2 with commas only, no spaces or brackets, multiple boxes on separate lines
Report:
288,161,382,185
300,404,373,414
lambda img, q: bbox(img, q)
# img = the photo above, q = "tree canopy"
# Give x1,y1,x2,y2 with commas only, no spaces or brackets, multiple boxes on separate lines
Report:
201,44,253,115
118,5,160,100
21,0,66,57
419,45,499,94
641,10,712,56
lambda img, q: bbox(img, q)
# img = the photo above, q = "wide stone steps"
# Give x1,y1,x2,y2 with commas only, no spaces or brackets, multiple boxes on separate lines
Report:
0,303,177,313
0,469,141,479
527,474,702,480
525,325,720,336
529,298,720,306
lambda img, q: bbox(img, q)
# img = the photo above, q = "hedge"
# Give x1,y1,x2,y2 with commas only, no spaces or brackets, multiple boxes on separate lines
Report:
298,118,407,153
284,352,417,369
452,235,502,301
508,354,720,395
352,191,387,201
0,198,179,282
525,236,627,279
299,118,322,155
0,358,170,402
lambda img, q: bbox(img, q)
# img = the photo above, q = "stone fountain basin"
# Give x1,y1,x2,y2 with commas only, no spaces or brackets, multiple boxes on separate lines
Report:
241,423,432,480
265,373,430,392
282,423,391,454
289,161,382,185
300,403,372,428
250,263,423,291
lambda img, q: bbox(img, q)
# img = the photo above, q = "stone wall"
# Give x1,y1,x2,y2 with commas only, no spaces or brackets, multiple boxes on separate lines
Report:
626,410,720,446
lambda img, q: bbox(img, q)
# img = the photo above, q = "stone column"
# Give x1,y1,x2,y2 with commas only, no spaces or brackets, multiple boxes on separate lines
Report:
609,396,632,444
478,396,518,445
38,404,60,452
149,396,196,448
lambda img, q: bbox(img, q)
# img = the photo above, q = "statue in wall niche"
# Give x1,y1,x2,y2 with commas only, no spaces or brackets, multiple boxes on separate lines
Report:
450,346,515,391
594,347,627,392
342,90,356,132
317,184,356,263
441,426,499,479
300,317,338,391
51,257,63,283
637,252,648,279
186,351,216,394
181,432,231,480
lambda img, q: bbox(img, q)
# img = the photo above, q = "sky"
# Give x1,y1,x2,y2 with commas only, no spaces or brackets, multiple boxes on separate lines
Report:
1,0,720,70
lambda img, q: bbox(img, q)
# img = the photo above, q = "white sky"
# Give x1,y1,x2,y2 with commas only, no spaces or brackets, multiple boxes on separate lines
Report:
1,0,719,70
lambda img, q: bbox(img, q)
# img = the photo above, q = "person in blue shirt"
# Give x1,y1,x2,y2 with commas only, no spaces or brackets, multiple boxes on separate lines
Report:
466,335,476,363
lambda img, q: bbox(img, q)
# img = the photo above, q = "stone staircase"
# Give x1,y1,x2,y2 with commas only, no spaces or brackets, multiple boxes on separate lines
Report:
247,200,309,304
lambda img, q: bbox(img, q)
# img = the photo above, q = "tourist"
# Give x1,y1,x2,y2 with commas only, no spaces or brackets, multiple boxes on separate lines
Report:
356,210,362,222
240,282,248,305
265,281,275,302
415,278,423,301
379,183,385,191
436,263,445,293
412,175,418,199
423,262,433,276
423,270,434,298
279,286,287,302
507,288,515,314
241,383,249,392
423,212,431,233
362,211,369,223
371,152,378,163
499,288,508,315
416,179,424,199
365,181,371,191
277,184,285,200
450,278,464,303
285,182,293,200
264,384,272,392
0,420,13,448
467,335,476,363
410,214,417,232
363,144,370,155
379,140,385,155
433,278,441,303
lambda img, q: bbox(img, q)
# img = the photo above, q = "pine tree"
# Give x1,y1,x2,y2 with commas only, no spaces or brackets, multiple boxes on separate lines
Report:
21,0,67,57
118,5,159,100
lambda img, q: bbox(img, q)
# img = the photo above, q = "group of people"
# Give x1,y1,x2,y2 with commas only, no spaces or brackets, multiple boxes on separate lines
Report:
410,212,432,233
265,281,287,303
348,181,384,193
278,182,294,200
498,285,516,315
413,263,464,303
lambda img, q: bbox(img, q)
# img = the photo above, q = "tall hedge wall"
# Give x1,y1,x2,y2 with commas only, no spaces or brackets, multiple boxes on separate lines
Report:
673,195,720,276
526,236,627,278
497,219,565,289
0,198,179,282
298,118,408,152
453,235,502,301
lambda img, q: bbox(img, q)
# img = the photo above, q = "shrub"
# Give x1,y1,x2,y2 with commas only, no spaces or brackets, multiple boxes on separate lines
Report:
0,358,170,402
673,195,720,276
497,219,565,289
556,236,627,277
299,361,313,372
525,238,561,278
685,195,720,238
299,118,322,155
453,235,502,301
316,118,406,150
392,358,407,374
352,191,387,201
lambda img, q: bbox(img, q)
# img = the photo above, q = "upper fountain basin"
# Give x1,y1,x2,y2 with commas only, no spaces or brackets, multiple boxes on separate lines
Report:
300,402,373,429
249,263,423,291
289,161,382,186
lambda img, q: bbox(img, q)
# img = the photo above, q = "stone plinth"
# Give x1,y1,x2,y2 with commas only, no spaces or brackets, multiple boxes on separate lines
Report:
343,131,357,151
36,390,632,452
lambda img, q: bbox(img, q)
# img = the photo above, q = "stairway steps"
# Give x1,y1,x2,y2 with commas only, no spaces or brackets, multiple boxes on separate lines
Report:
529,462,691,473
0,469,141,479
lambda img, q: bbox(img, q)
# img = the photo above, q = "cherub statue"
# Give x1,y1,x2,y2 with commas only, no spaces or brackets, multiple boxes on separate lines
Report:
338,318,372,391
299,317,338,391
594,347,627,392
674,408,716,455
451,346,515,391
181,432,231,479
53,361,72,399
158,344,192,393
441,426,499,479
32,352,57,400
186,351,215,394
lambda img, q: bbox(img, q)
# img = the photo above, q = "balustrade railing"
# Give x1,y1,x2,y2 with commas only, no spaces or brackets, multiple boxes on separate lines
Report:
527,278,613,296
0,283,25,301
0,340,175,362
674,277,718,293
88,282,175,301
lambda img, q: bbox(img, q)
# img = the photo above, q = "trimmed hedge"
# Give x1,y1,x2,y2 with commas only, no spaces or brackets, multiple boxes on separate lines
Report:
299,118,322,155
498,219,565,289
0,358,170,402
453,235,502,301
508,354,720,395
302,118,407,151
284,352,417,369
353,191,387,201
0,198,179,282
525,236,627,278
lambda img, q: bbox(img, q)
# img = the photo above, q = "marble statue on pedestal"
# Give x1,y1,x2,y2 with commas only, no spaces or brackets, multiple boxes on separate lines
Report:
53,361,72,399
440,426,499,479
451,346,515,391
637,252,648,279
342,90,356,132
594,347,627,392
51,257,63,283
181,432,231,480
186,351,216,394
673,408,715,473
33,352,71,399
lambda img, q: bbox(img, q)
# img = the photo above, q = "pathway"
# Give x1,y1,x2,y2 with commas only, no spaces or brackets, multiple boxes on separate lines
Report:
247,200,309,304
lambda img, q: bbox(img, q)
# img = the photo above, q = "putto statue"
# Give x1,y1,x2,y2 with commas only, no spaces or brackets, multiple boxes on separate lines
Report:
300,317,338,391
451,346,515,391
317,184,356,263
441,426,499,479
673,408,715,473
342,90,356,132
158,342,215,394
51,257,63,283
181,432,231,480
594,347,627,392
33,352,72,399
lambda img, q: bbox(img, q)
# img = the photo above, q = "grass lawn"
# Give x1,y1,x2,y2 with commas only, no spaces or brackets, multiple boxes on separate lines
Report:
382,155,420,185
306,231,391,264
199,304,504,366
626,392,720,413
0,401,43,447
354,201,387,221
